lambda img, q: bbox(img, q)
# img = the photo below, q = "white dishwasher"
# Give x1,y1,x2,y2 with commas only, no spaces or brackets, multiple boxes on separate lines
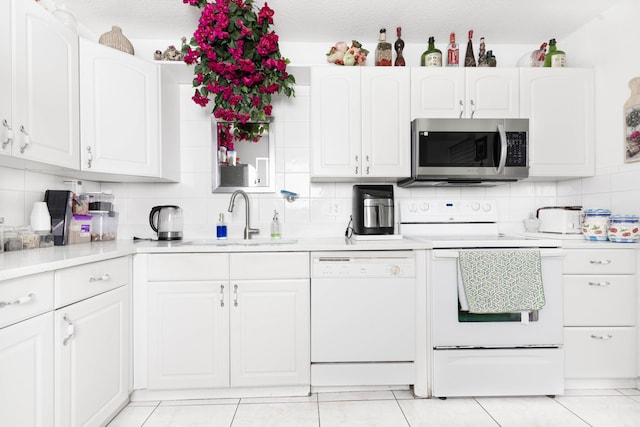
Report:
310,251,416,387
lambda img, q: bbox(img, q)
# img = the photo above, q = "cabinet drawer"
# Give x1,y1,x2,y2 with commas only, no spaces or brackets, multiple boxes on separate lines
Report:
147,253,229,281
55,257,129,308
564,275,636,326
0,272,54,329
564,327,636,379
563,249,635,274
230,252,309,279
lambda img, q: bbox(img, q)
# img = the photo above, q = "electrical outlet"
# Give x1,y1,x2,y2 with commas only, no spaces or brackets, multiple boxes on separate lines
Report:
327,201,340,216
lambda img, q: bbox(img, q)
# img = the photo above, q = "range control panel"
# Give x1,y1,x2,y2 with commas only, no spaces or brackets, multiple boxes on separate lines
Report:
399,199,498,223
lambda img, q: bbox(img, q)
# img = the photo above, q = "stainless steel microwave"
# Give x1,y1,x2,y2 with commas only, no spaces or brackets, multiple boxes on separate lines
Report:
398,118,529,187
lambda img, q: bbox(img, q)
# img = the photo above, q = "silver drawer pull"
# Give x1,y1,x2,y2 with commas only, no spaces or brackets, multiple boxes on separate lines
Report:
0,293,35,308
590,334,613,340
589,260,611,265
63,314,75,345
219,284,225,308
588,281,610,287
89,273,110,282
233,284,238,307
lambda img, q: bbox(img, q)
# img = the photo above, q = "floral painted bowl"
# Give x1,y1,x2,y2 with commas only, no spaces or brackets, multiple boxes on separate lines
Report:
607,214,640,243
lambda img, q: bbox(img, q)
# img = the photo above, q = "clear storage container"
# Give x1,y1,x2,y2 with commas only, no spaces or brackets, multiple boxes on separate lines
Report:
68,215,92,244
83,192,115,212
90,211,118,241
608,214,640,243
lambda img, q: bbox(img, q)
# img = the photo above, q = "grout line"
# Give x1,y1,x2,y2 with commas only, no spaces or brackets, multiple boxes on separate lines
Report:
228,399,241,427
393,396,412,427
550,396,593,427
472,397,503,427
140,401,161,427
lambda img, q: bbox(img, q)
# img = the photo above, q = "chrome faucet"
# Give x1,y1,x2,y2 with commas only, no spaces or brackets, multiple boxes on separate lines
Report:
228,190,259,239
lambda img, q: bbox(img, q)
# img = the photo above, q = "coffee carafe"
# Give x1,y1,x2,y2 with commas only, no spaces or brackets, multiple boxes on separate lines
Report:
149,205,183,240
352,185,395,235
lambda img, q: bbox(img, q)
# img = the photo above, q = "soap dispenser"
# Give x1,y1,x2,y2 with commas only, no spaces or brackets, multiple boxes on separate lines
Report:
270,210,281,239
216,213,227,239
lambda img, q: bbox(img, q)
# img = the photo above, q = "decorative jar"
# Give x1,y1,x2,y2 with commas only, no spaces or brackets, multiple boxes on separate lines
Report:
607,214,640,243
582,209,611,241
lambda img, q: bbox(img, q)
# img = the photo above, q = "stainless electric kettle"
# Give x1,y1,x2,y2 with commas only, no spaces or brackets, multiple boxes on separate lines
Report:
149,205,183,240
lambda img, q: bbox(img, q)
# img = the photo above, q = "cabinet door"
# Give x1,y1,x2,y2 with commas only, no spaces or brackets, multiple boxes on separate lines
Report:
230,279,310,387
147,282,229,389
55,286,129,427
520,68,594,178
361,67,411,178
79,39,159,176
0,0,11,157
0,312,54,427
410,67,465,119
12,0,79,169
310,67,361,178
465,68,519,118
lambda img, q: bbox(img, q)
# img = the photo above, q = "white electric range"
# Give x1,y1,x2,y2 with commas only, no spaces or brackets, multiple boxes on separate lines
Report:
399,199,566,398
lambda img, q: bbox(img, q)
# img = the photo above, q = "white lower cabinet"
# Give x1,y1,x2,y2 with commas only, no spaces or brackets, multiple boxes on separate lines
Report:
140,252,310,392
0,312,54,427
563,248,637,386
55,285,129,427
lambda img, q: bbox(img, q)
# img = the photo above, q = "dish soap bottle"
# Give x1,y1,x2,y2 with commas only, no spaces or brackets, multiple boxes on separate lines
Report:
216,213,227,240
270,210,281,239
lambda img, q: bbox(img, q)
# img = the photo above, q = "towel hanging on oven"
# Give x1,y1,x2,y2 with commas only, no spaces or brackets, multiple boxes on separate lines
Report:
457,250,546,313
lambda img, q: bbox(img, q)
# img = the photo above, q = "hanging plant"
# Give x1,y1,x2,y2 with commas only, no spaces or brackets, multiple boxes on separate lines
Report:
181,0,295,143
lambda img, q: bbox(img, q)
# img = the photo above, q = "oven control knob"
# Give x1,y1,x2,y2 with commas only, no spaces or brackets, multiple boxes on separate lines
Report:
408,202,417,213
420,202,429,211
471,202,480,211
482,203,492,212
390,265,401,276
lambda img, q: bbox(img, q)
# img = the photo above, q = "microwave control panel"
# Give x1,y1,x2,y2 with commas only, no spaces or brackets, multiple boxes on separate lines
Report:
505,132,527,166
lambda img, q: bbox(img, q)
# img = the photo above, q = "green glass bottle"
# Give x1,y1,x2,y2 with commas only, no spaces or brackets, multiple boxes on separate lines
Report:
421,36,442,67
543,38,566,67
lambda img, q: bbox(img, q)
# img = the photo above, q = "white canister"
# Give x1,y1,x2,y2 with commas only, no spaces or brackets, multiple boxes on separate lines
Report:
30,202,52,232
608,214,640,243
582,209,610,241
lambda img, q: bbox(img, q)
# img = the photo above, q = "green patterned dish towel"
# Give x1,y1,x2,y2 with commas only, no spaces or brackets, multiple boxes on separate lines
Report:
458,250,546,314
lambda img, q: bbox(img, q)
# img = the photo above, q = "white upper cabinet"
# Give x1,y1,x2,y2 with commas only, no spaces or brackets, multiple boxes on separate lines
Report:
0,0,11,157
411,68,519,119
311,67,410,180
520,68,595,178
79,39,160,177
11,0,79,169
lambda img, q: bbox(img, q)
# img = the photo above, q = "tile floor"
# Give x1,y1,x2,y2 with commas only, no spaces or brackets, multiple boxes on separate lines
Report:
108,388,640,427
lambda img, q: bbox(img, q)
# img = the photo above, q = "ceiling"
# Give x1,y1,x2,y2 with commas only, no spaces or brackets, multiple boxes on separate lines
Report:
55,0,619,45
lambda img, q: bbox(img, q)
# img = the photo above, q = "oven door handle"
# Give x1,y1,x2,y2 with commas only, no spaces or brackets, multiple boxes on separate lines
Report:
433,249,565,259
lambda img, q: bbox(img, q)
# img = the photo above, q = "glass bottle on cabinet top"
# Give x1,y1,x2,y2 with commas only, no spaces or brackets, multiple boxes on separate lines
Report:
543,38,566,67
477,37,487,67
464,29,476,67
446,32,459,66
394,27,406,66
421,37,442,67
375,28,392,66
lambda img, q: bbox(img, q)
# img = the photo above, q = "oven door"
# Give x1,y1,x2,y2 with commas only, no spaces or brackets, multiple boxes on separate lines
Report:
430,248,564,348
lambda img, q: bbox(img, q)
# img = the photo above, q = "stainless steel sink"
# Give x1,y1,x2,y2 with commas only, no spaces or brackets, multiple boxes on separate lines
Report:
181,238,297,246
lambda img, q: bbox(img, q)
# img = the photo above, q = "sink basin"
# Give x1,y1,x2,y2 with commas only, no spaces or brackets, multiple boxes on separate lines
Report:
181,238,297,247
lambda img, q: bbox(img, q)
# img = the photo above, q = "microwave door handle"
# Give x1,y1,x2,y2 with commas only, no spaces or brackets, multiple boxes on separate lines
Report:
496,124,507,175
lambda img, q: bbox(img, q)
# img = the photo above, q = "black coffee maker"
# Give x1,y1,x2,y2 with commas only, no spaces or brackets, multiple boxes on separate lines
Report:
352,185,394,235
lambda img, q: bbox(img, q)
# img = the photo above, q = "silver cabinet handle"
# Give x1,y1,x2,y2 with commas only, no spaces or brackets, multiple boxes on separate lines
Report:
469,99,476,118
86,146,93,168
589,260,611,265
0,293,34,308
1,119,13,149
458,100,464,118
588,281,610,287
89,273,110,282
354,155,359,175
590,334,613,340
233,284,238,307
62,314,75,345
18,126,31,154
365,155,370,175
219,284,225,308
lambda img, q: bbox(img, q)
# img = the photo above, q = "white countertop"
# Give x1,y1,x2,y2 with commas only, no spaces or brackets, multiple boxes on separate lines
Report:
0,237,429,281
1,234,637,282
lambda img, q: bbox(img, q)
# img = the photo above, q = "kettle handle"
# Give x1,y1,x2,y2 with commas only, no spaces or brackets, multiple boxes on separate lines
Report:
149,206,161,233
